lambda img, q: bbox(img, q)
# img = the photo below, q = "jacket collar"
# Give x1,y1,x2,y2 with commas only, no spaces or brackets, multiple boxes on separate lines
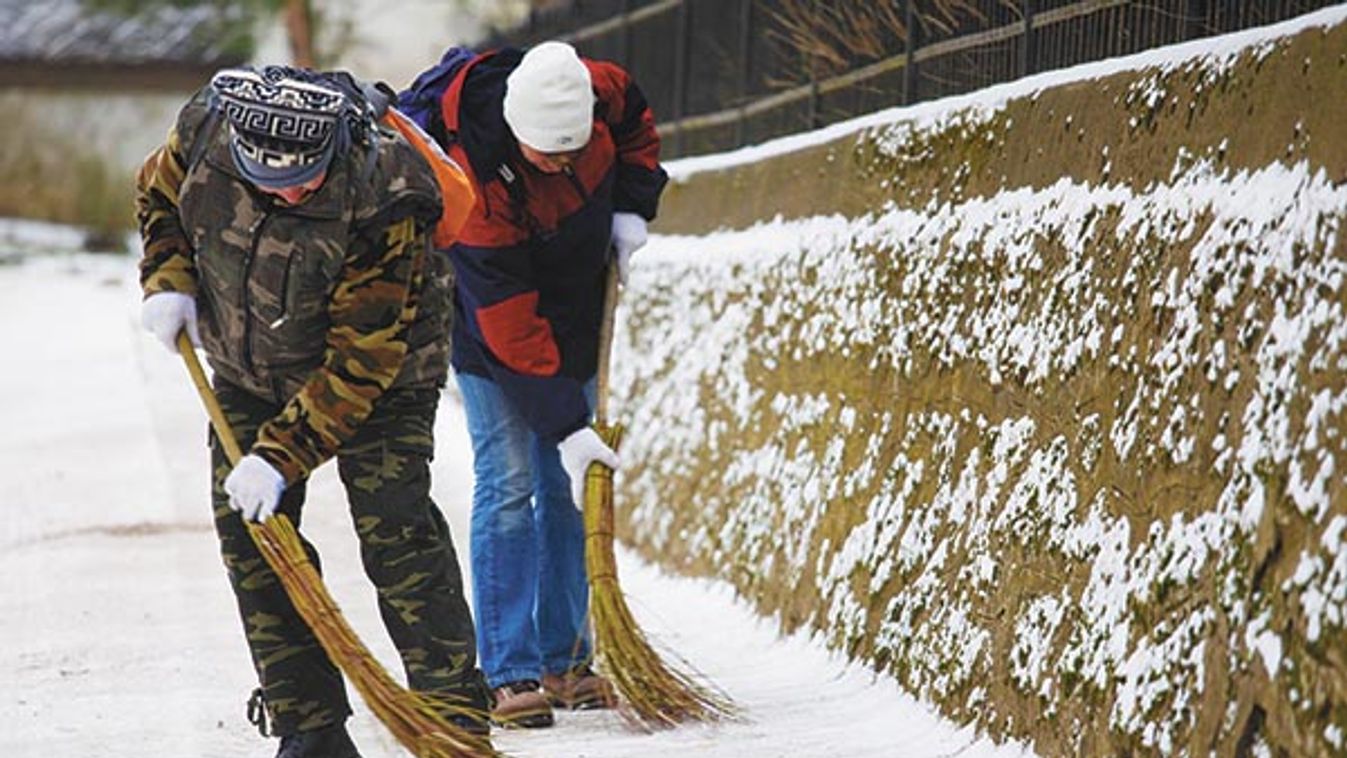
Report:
201,122,350,220
442,48,525,185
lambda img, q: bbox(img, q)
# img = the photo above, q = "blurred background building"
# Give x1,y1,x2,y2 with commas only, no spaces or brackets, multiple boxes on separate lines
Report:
0,0,515,244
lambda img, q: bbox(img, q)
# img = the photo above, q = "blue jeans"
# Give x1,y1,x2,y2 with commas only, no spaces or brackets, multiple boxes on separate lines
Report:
455,371,595,688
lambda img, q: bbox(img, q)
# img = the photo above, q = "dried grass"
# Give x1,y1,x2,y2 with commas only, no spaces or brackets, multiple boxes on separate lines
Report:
764,0,1019,82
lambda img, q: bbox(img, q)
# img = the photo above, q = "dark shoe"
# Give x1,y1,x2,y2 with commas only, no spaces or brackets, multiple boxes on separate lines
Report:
542,665,617,710
490,680,554,728
275,722,361,758
445,712,492,737
421,680,493,738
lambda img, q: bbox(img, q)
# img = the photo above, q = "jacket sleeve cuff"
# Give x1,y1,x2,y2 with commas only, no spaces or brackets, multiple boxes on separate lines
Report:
141,258,198,297
250,444,306,487
549,416,589,445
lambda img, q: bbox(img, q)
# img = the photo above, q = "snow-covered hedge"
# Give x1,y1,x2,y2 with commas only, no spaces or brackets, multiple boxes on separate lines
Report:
613,9,1347,757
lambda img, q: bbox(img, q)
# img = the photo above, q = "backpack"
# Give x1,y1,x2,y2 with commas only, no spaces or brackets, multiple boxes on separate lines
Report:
395,46,477,140
380,107,475,249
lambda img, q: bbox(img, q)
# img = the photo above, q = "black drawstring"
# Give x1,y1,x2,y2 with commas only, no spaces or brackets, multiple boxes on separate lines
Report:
246,687,270,737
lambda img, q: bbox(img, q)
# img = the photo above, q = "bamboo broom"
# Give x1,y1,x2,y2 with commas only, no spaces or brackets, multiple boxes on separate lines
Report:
583,266,737,728
176,331,500,758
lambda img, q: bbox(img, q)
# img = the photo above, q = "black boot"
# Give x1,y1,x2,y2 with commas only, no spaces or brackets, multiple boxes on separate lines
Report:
275,722,361,758
425,673,494,737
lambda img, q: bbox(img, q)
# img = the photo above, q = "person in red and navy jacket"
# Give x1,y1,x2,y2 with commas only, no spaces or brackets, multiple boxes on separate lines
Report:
426,40,666,727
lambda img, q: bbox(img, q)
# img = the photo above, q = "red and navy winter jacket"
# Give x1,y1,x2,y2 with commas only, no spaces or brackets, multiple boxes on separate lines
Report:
435,48,667,442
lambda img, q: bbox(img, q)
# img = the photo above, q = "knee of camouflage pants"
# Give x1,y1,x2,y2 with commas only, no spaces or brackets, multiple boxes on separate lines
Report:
338,387,486,712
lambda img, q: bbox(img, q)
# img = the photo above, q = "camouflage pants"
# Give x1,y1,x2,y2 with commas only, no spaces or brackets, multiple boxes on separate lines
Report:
210,380,486,736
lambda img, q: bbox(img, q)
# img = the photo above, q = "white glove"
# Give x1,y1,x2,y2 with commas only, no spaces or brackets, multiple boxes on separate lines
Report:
141,292,200,353
224,454,286,523
610,212,648,286
558,427,621,506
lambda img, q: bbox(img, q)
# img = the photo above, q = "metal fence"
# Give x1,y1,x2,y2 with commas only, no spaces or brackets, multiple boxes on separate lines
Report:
484,1,1339,158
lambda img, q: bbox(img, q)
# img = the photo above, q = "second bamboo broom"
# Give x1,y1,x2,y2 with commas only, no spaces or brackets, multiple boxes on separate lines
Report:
176,331,500,758
582,266,737,728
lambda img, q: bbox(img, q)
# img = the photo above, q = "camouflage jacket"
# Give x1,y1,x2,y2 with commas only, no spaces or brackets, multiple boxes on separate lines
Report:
135,89,452,485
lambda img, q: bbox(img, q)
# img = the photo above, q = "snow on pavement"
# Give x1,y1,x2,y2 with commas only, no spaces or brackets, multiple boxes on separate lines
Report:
0,246,1034,757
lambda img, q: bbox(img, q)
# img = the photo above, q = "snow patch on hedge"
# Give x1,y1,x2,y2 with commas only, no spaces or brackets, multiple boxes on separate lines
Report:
615,156,1346,751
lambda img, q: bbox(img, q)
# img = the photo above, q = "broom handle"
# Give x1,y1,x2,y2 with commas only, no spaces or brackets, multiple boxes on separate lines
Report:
594,264,620,427
173,332,502,755
176,331,245,465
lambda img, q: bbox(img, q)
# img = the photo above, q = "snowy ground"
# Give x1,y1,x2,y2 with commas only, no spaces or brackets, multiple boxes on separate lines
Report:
0,238,1034,757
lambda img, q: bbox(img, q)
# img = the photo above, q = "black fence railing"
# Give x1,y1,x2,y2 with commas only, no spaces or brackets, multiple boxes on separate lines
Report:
483,1,1338,159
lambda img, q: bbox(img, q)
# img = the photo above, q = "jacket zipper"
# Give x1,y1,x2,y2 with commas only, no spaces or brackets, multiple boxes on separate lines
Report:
270,254,294,330
241,214,271,374
243,203,334,373
562,164,588,203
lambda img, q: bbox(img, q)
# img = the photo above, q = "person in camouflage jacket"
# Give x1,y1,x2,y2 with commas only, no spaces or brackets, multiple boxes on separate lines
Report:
134,65,488,757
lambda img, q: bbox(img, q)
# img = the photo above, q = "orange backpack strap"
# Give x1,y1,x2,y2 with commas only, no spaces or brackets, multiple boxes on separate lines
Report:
381,108,476,249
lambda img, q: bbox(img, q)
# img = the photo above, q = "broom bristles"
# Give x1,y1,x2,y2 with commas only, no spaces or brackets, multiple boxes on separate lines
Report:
584,423,737,729
179,334,498,757
249,517,500,757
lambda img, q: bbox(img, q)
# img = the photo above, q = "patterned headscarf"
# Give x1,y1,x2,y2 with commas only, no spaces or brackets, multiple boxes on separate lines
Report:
210,66,347,188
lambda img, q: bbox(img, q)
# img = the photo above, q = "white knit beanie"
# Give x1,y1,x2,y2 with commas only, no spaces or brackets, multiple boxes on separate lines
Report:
503,41,595,153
